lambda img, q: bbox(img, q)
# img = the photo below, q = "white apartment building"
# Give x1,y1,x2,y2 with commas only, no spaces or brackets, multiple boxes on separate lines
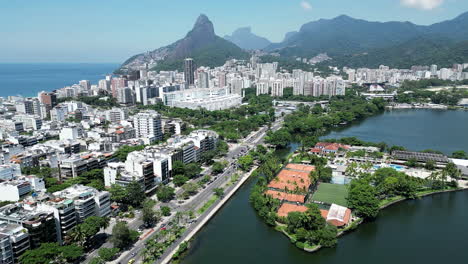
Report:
133,111,163,142
0,180,32,202
105,108,129,124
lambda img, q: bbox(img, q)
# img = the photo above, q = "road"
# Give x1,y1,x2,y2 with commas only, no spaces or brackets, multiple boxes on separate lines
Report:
88,117,285,264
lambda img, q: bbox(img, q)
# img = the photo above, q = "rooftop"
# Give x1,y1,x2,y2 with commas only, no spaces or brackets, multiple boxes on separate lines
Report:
265,190,306,203
277,203,308,217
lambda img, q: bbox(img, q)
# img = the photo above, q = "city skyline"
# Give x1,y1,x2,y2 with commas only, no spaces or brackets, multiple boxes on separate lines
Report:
1,0,467,63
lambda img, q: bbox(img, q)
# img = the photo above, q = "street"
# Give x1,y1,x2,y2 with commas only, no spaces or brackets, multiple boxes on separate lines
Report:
86,117,284,264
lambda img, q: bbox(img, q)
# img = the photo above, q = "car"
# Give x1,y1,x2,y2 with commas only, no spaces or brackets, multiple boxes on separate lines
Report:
160,227,167,231
128,259,135,264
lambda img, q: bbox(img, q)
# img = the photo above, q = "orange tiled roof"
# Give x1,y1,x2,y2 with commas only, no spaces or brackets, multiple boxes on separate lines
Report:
313,142,350,152
267,169,311,192
277,203,308,217
285,164,315,173
265,190,306,203
320,207,352,227
320,209,329,218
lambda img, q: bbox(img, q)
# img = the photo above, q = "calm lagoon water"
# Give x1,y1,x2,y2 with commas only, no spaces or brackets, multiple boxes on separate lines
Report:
182,110,468,264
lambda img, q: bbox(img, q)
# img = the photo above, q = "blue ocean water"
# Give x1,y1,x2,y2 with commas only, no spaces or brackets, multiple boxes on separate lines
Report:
0,63,119,97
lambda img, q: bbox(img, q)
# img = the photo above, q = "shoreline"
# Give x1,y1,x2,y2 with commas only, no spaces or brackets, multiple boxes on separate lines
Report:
160,166,258,264
275,187,467,254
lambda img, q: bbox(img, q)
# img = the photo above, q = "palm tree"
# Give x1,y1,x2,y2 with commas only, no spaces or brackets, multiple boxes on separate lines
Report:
65,226,87,247
101,217,111,231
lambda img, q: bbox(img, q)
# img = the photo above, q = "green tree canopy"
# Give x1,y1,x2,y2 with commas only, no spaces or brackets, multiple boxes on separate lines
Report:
20,243,83,264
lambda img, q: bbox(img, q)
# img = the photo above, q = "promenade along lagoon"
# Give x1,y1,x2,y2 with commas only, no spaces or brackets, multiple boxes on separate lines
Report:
182,109,468,264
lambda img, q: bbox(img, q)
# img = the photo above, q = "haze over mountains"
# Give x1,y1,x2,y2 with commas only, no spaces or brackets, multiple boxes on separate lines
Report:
224,27,271,50
267,12,468,57
121,11,468,72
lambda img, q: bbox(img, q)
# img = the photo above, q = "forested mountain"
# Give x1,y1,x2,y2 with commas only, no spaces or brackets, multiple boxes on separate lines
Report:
320,38,468,69
120,15,248,72
266,11,468,60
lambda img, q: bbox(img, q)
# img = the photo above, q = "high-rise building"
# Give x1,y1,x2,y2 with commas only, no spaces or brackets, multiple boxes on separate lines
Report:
105,108,129,123
256,82,269,96
271,80,284,97
430,65,438,76
111,77,127,98
198,71,209,88
218,72,227,87
184,58,195,86
133,111,163,141
98,79,111,91
117,87,135,105
38,92,57,108
79,80,91,90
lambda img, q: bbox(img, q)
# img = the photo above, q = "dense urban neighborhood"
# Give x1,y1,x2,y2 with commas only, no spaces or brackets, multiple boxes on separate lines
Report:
2,5,468,264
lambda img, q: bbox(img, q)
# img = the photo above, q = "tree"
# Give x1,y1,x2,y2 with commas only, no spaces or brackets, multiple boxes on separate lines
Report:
172,161,186,175
185,163,202,179
213,187,224,198
126,181,145,207
347,180,380,219
451,150,468,159
180,182,199,198
161,206,171,216
424,160,436,170
109,184,128,204
405,158,418,168
114,145,146,162
89,258,104,264
98,248,120,262
313,225,338,248
65,226,87,247
19,243,83,264
173,175,189,187
238,155,254,171
141,199,158,226
317,166,332,183
444,162,462,180
66,216,109,247
156,186,175,202
266,128,292,148
212,162,225,175
111,221,137,249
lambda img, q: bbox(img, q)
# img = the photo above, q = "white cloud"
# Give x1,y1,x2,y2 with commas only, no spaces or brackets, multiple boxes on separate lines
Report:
401,0,444,10
300,1,312,10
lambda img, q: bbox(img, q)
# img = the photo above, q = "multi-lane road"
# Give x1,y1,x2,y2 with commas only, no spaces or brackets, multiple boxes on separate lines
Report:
95,117,285,264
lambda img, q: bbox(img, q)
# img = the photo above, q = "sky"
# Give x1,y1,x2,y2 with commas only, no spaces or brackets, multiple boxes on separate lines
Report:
1,0,467,63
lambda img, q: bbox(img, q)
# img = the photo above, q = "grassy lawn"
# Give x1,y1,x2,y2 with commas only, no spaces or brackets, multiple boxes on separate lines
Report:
312,183,349,207
197,195,219,215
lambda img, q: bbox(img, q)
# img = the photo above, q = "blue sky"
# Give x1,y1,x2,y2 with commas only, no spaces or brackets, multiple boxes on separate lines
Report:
1,0,467,63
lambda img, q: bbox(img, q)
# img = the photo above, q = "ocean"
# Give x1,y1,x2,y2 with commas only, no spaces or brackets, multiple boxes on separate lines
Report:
0,63,119,98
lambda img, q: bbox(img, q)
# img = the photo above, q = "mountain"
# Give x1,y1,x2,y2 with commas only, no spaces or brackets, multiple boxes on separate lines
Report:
320,37,468,69
120,14,248,72
224,27,271,50
267,12,468,58
283,31,298,42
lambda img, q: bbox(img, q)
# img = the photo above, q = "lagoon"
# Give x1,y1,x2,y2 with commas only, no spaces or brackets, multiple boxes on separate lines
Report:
182,109,468,264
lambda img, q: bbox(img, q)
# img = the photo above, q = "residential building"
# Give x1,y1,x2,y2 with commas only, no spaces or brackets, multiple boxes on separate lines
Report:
133,111,163,141
184,58,195,86
0,223,30,264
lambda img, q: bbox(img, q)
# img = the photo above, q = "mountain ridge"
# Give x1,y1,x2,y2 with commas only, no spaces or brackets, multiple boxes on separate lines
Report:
120,14,248,72
224,27,271,50
266,11,468,58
